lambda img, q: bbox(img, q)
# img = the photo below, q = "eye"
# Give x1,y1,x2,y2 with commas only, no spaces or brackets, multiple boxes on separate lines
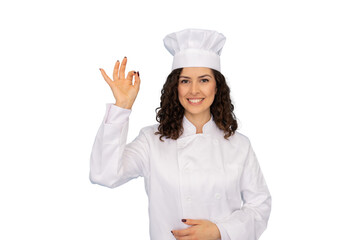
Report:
201,79,209,83
180,79,189,84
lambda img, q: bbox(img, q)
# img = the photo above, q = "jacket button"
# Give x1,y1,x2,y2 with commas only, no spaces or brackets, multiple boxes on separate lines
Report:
213,139,219,145
215,193,221,199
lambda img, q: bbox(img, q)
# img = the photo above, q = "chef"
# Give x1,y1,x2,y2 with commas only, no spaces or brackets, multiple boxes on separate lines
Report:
90,28,272,240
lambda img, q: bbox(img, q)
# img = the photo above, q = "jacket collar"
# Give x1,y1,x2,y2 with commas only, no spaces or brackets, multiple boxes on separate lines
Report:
180,114,219,138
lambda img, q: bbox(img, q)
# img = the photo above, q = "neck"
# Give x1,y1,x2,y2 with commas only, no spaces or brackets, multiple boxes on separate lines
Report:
184,111,211,134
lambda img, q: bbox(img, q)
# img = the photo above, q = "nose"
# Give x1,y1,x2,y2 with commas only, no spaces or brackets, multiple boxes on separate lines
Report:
190,81,200,95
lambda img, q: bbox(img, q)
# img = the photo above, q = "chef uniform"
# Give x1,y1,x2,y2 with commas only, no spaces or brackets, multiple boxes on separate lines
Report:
90,28,272,240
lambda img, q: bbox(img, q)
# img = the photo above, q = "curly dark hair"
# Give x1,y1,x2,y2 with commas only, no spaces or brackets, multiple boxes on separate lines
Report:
155,68,237,141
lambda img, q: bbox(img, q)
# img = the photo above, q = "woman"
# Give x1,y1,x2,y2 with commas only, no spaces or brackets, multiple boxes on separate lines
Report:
90,28,271,240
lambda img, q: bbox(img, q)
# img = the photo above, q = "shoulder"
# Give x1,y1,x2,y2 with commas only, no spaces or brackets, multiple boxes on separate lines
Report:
226,130,252,149
137,123,176,145
138,123,160,137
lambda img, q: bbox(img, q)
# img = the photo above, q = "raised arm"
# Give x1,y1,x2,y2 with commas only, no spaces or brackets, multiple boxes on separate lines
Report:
89,57,148,188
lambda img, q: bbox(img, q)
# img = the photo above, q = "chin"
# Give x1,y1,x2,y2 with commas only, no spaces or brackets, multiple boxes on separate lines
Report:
184,106,210,115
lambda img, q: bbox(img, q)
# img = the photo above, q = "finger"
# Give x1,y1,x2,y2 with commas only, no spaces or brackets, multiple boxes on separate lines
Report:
113,60,120,81
172,227,192,237
119,57,127,80
182,219,202,225
134,71,141,90
99,68,113,86
126,70,137,82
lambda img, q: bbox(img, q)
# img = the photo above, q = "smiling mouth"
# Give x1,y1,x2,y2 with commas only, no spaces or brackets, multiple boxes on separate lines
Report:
187,98,205,104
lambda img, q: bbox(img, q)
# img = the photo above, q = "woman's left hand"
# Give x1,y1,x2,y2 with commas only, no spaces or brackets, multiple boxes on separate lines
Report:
171,219,221,240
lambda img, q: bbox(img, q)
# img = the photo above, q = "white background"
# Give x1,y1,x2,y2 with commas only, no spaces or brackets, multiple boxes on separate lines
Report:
0,0,359,239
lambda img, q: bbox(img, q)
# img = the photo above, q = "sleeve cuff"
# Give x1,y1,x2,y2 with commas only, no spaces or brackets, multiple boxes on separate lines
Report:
215,222,230,240
103,103,132,125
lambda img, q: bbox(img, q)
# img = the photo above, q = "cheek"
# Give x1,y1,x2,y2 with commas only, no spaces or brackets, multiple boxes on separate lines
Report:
206,85,217,99
177,86,187,99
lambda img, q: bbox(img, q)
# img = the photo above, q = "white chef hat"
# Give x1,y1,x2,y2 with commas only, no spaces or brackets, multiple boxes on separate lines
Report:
163,28,226,72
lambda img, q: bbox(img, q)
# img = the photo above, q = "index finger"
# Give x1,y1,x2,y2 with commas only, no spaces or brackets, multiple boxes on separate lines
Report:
119,57,127,80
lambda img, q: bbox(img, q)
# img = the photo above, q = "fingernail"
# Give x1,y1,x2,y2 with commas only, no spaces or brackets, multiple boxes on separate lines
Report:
124,56,127,58
181,219,186,222
137,71,140,77
117,60,119,62
99,68,101,71
171,231,174,235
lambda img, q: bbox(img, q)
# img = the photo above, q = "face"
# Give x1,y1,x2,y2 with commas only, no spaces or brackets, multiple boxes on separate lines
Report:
178,67,217,120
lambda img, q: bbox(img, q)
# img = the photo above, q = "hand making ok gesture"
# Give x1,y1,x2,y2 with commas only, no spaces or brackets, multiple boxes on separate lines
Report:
99,57,141,109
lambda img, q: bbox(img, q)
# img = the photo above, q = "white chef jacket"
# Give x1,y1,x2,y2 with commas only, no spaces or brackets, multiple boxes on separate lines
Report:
90,103,271,240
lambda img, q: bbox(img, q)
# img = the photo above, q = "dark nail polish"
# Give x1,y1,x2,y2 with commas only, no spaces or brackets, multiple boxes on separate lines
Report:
117,60,119,62
171,231,174,235
181,219,186,222
99,68,101,71
137,71,140,77
124,56,127,58
134,71,136,74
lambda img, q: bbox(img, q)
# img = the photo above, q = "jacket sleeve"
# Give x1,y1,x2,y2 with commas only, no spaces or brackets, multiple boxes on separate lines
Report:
89,103,149,188
214,143,272,240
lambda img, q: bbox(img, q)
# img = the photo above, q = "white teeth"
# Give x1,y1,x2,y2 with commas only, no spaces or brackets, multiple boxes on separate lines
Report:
188,98,203,103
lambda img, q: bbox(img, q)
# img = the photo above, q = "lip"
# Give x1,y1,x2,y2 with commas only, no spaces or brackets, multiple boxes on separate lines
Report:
187,98,205,105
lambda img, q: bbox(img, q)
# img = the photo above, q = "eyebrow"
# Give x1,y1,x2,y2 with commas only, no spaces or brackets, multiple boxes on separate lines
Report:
179,74,212,79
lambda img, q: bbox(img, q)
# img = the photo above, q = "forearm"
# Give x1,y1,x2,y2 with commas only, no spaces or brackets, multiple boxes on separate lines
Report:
89,103,132,188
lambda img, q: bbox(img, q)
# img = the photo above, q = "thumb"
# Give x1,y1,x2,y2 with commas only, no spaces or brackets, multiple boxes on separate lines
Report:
134,71,141,90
